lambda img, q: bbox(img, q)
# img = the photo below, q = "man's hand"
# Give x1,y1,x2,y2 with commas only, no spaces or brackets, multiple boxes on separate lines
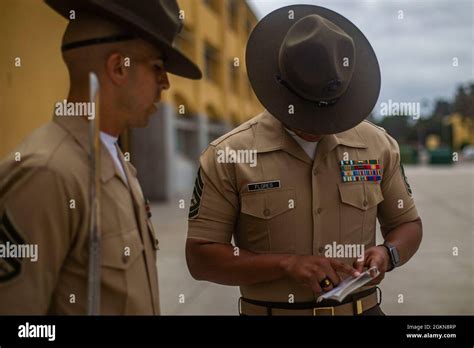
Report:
281,255,360,293
353,246,391,285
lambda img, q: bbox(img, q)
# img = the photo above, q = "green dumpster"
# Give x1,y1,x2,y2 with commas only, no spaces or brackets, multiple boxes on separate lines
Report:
429,147,453,165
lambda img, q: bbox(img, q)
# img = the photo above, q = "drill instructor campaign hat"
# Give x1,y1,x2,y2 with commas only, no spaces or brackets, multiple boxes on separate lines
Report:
246,5,381,134
45,0,202,79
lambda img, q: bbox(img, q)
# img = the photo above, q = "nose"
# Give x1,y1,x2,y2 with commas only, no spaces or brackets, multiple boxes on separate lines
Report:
159,72,170,91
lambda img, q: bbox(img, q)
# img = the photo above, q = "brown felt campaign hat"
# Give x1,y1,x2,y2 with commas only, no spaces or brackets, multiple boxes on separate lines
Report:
44,0,202,79
246,5,380,134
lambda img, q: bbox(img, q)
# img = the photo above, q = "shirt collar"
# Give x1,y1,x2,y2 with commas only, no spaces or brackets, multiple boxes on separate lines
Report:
100,131,119,146
253,110,368,164
53,116,125,183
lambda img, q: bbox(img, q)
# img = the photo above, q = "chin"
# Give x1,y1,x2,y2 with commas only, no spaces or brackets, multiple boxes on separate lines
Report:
129,117,149,129
138,118,150,128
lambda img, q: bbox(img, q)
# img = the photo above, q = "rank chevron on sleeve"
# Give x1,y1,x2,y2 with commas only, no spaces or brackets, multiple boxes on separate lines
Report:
189,167,204,219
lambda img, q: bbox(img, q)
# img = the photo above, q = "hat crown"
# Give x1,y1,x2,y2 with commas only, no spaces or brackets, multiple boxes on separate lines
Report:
105,0,183,42
278,14,355,102
45,0,202,79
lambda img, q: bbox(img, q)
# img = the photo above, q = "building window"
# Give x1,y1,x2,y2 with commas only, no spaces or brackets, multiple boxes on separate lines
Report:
230,113,240,127
246,18,253,37
204,0,219,13
176,127,195,160
204,42,220,84
229,60,239,94
228,0,239,32
174,26,194,60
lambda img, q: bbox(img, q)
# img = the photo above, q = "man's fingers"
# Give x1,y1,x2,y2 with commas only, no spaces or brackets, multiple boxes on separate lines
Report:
322,263,341,286
310,280,323,294
368,256,382,272
331,259,360,277
353,257,365,273
310,269,326,293
366,255,384,284
368,272,385,285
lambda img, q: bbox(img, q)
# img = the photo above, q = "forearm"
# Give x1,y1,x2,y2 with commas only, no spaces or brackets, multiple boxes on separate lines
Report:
186,239,293,286
383,217,423,266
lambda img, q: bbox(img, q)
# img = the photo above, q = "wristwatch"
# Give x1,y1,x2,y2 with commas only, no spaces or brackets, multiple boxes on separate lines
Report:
378,243,400,272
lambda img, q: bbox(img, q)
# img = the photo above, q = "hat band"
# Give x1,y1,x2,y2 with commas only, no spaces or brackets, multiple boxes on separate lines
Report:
61,34,136,52
275,74,339,107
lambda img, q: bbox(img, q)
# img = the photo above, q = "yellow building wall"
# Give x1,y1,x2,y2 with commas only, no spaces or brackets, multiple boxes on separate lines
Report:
0,0,69,158
0,0,262,158
169,0,262,124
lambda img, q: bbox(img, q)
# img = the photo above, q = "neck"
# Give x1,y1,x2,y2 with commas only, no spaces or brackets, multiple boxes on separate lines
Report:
66,90,123,137
289,127,323,142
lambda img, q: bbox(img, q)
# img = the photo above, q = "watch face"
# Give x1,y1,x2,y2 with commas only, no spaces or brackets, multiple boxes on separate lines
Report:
389,245,400,266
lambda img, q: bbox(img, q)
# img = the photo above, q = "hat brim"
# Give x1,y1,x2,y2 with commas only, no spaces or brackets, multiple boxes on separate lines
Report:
45,0,202,79
246,5,380,134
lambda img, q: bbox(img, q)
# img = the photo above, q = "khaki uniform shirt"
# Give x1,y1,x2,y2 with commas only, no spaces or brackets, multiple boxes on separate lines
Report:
0,116,160,314
188,111,419,303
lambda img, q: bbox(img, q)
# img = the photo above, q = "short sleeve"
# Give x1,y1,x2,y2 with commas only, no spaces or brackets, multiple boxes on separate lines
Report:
187,146,239,244
377,134,420,235
0,168,74,314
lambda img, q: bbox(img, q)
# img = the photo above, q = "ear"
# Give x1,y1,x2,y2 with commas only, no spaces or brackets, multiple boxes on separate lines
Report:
105,52,129,86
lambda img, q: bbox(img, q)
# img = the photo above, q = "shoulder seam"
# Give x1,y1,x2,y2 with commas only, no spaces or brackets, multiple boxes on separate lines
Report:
14,124,74,178
44,125,72,170
362,120,386,133
210,121,256,147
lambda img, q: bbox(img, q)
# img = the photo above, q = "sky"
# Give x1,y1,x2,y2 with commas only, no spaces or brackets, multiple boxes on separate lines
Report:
246,0,473,118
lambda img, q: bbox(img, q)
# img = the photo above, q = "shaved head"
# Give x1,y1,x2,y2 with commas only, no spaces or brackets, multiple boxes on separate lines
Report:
61,12,170,135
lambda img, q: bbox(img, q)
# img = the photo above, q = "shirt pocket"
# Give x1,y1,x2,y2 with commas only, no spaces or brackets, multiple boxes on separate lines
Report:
337,182,384,246
101,230,144,270
99,229,145,314
238,188,296,253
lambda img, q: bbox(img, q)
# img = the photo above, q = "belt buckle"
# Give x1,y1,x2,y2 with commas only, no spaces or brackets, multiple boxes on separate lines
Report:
313,306,335,316
356,299,363,315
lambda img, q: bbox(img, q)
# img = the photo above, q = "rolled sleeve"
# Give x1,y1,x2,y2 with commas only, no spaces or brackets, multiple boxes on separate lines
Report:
187,146,238,244
377,134,420,235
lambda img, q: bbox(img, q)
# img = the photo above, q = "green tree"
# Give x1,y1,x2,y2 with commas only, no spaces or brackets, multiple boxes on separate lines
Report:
453,83,474,118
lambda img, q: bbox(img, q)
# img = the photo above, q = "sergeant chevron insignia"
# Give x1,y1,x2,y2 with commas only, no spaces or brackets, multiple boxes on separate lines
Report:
0,212,26,282
400,163,413,196
189,167,204,219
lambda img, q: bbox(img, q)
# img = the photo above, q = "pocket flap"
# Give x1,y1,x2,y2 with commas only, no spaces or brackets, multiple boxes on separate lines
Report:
338,183,383,210
101,230,144,270
241,188,295,219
